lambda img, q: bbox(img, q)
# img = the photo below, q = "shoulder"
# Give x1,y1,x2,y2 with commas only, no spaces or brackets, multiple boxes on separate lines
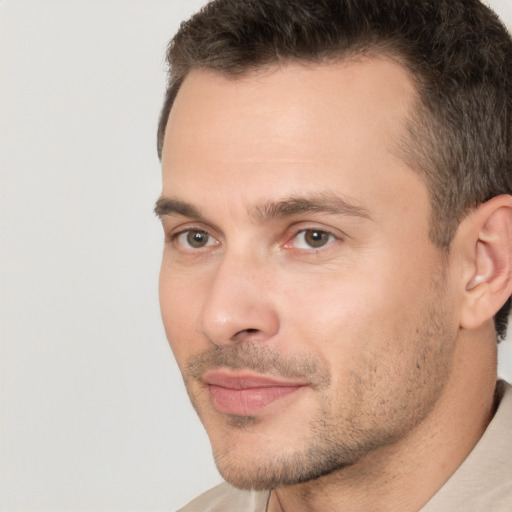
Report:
177,482,270,512
422,380,512,511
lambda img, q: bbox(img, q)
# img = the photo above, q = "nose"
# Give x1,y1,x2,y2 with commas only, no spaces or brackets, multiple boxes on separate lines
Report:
197,252,280,347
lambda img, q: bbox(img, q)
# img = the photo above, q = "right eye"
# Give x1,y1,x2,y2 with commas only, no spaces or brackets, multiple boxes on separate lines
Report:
174,229,217,250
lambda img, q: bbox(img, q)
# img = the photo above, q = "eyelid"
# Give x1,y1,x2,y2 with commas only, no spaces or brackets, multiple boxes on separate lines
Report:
283,224,344,251
166,222,220,248
164,219,212,237
177,230,218,249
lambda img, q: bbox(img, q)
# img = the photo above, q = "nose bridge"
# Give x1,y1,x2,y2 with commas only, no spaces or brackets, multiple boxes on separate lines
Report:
197,247,279,346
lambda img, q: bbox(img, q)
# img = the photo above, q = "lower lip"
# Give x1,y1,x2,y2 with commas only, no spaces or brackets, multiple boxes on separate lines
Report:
208,385,304,415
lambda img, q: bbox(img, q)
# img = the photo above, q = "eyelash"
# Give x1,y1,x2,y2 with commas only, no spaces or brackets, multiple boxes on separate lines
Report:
170,227,218,250
285,229,338,251
168,225,340,254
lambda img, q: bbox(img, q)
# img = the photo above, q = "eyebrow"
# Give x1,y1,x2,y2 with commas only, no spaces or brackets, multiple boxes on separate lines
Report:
154,192,372,222
251,192,372,222
154,198,202,219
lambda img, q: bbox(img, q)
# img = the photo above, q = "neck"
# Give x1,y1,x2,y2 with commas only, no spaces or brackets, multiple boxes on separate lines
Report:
268,328,498,512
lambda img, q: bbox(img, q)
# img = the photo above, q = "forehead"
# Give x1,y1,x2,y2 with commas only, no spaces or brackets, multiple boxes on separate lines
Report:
163,57,416,155
160,58,425,220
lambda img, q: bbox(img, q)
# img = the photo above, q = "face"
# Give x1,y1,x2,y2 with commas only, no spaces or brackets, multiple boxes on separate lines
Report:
158,59,459,490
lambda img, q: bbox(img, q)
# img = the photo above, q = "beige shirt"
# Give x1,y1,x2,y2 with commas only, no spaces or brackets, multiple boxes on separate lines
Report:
178,381,512,511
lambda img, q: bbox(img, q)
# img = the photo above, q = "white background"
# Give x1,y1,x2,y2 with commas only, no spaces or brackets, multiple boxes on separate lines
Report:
1,1,512,511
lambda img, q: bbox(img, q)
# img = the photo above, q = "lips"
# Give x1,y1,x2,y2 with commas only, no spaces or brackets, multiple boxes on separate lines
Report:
203,370,307,416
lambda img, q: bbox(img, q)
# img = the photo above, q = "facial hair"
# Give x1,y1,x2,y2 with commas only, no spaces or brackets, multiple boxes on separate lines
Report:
181,273,455,491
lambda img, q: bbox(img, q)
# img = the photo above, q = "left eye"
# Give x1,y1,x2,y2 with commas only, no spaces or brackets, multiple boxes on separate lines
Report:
291,229,335,249
175,229,217,249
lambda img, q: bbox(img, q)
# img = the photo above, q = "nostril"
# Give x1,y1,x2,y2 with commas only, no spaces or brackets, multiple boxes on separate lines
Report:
232,327,262,342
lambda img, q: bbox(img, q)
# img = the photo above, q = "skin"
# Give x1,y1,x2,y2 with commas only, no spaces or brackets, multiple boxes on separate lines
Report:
158,59,504,511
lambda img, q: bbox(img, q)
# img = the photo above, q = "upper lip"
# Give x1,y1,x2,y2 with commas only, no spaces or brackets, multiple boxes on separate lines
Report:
203,369,308,389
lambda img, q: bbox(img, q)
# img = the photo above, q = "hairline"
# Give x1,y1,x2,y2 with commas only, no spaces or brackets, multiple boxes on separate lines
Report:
158,49,448,247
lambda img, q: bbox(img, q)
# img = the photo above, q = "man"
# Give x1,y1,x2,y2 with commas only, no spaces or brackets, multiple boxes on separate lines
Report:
155,0,512,510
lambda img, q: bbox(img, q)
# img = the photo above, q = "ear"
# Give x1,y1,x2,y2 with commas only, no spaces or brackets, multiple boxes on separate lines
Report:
458,195,512,331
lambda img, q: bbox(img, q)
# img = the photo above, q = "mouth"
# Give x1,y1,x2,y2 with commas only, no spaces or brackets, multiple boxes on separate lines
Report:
203,369,308,416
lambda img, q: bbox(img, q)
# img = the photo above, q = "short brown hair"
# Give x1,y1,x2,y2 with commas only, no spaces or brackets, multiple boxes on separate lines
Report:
157,0,512,338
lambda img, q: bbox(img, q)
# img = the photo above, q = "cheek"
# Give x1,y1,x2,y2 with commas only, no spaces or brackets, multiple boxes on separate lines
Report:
159,264,205,365
278,256,434,363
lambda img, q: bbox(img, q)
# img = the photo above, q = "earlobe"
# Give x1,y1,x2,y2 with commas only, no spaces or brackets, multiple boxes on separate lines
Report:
459,195,512,331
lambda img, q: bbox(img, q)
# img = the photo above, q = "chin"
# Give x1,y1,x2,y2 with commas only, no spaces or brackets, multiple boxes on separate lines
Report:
211,429,367,491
